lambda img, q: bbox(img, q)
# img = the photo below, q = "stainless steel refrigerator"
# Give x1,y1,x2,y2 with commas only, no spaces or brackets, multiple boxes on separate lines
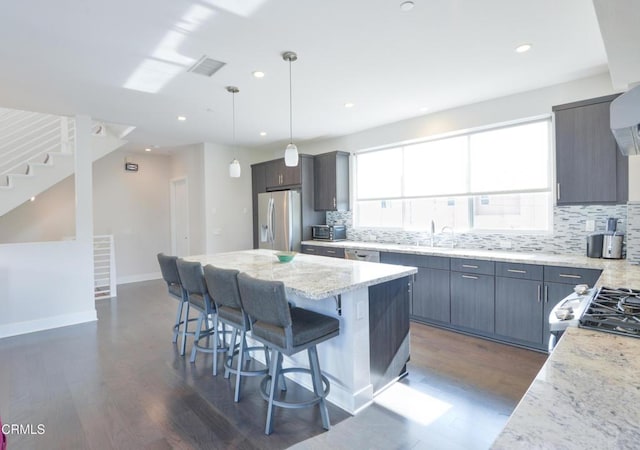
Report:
258,190,302,252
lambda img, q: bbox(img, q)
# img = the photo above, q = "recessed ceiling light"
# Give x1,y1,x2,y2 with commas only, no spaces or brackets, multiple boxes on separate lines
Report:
400,2,416,12
344,102,355,108
30,196,36,202
177,115,186,121
260,131,267,136
400,1,415,12
253,71,265,78
145,148,152,152
515,43,532,53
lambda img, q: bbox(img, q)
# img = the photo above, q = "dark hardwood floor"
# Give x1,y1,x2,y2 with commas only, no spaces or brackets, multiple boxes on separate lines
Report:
0,280,547,449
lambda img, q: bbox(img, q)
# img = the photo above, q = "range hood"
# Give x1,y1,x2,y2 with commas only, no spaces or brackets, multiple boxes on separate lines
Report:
611,84,640,156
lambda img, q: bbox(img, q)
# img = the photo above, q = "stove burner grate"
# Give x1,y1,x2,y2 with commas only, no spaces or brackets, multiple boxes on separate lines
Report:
579,287,640,337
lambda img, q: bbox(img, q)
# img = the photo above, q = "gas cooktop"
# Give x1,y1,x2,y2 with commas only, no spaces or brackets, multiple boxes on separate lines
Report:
579,287,640,337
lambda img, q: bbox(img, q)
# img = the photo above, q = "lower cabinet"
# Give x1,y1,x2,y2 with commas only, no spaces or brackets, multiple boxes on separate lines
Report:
413,267,450,324
495,277,544,346
450,271,495,334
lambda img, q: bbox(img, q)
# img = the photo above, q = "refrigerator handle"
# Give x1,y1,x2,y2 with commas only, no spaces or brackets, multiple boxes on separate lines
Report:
268,197,275,242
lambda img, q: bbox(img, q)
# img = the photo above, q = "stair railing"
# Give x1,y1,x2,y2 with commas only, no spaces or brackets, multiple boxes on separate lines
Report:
0,108,75,179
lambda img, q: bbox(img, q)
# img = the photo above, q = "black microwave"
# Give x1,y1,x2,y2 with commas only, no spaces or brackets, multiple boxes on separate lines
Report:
311,225,347,241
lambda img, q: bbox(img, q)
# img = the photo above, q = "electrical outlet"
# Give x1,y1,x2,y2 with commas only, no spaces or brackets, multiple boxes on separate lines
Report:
585,220,595,232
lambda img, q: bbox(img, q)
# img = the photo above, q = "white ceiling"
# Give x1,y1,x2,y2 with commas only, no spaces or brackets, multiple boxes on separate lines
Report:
0,0,630,152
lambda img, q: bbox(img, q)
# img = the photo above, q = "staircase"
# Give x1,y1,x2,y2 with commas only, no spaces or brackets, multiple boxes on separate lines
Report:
0,107,130,216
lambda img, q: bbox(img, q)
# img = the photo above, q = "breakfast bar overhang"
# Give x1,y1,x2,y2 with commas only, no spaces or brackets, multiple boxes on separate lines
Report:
186,249,417,414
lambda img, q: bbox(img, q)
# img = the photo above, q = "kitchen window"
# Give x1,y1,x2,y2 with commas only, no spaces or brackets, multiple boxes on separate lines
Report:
354,118,552,232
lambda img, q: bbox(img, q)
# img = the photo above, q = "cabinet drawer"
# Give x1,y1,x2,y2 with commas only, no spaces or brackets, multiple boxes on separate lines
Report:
543,266,601,286
322,247,345,258
301,244,345,258
495,262,543,281
450,258,495,275
381,252,449,270
301,244,322,255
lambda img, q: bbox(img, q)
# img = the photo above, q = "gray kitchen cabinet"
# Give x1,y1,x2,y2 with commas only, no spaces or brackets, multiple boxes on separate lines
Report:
450,271,495,334
314,151,349,211
553,94,628,205
380,252,450,323
543,265,601,286
300,244,344,258
542,281,572,349
495,262,545,349
251,155,323,248
495,277,544,346
265,158,302,189
413,267,451,324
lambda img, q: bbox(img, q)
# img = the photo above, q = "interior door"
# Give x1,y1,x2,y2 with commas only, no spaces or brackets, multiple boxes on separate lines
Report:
171,177,189,256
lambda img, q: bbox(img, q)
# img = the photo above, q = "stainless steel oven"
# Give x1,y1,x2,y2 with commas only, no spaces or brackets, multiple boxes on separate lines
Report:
548,288,595,352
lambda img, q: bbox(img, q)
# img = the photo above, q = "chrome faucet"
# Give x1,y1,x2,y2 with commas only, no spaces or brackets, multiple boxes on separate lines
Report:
441,226,455,248
429,220,435,247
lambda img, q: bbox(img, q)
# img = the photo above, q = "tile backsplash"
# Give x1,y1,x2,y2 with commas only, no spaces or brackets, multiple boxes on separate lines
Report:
327,204,629,256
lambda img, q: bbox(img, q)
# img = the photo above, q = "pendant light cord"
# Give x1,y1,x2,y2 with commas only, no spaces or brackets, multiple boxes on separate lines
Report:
289,58,293,144
232,90,236,144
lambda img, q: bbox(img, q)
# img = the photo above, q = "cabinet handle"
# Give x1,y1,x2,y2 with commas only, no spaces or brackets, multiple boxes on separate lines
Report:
544,285,549,303
333,197,337,208
326,250,336,254
559,273,581,279
507,269,527,274
462,275,479,280
537,284,541,303
307,248,316,252
462,264,479,269
557,183,560,201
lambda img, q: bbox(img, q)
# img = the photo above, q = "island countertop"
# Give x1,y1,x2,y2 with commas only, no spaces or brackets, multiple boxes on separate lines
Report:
491,326,640,449
185,249,417,300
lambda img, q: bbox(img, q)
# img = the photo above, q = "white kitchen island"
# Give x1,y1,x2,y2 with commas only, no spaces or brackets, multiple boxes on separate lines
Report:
186,249,417,414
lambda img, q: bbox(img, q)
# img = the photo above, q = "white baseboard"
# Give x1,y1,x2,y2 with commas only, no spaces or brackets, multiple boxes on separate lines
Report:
117,272,162,285
0,310,97,340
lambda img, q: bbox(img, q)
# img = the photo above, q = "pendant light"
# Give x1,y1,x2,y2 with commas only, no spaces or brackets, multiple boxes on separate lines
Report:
227,86,241,178
282,51,299,167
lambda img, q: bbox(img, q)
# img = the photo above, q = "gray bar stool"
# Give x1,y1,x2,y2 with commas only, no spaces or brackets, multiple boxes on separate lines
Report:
237,272,340,435
176,259,228,375
157,253,197,356
203,265,270,402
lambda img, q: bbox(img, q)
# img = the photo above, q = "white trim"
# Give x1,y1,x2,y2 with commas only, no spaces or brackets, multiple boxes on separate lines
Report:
170,176,190,256
117,272,162,285
0,310,97,340
354,114,553,155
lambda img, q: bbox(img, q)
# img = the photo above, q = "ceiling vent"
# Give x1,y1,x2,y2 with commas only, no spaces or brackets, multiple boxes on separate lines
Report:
188,56,226,77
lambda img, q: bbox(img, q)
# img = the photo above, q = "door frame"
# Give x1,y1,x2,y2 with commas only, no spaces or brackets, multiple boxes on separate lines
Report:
170,177,190,256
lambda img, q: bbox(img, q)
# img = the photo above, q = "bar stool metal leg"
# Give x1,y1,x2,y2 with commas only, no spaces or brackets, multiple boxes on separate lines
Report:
180,303,191,356
265,349,282,435
172,300,184,344
190,313,204,363
309,345,330,430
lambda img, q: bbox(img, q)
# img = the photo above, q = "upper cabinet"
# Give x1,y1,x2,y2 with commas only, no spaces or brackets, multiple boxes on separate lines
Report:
314,151,350,211
553,94,628,205
264,158,302,189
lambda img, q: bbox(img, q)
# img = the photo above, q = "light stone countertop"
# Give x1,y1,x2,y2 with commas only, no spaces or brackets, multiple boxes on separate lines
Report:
491,326,640,449
302,240,640,289
303,240,640,446
186,249,416,300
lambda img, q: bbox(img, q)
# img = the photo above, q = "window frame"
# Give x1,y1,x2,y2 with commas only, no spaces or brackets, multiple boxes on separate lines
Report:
352,115,553,234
